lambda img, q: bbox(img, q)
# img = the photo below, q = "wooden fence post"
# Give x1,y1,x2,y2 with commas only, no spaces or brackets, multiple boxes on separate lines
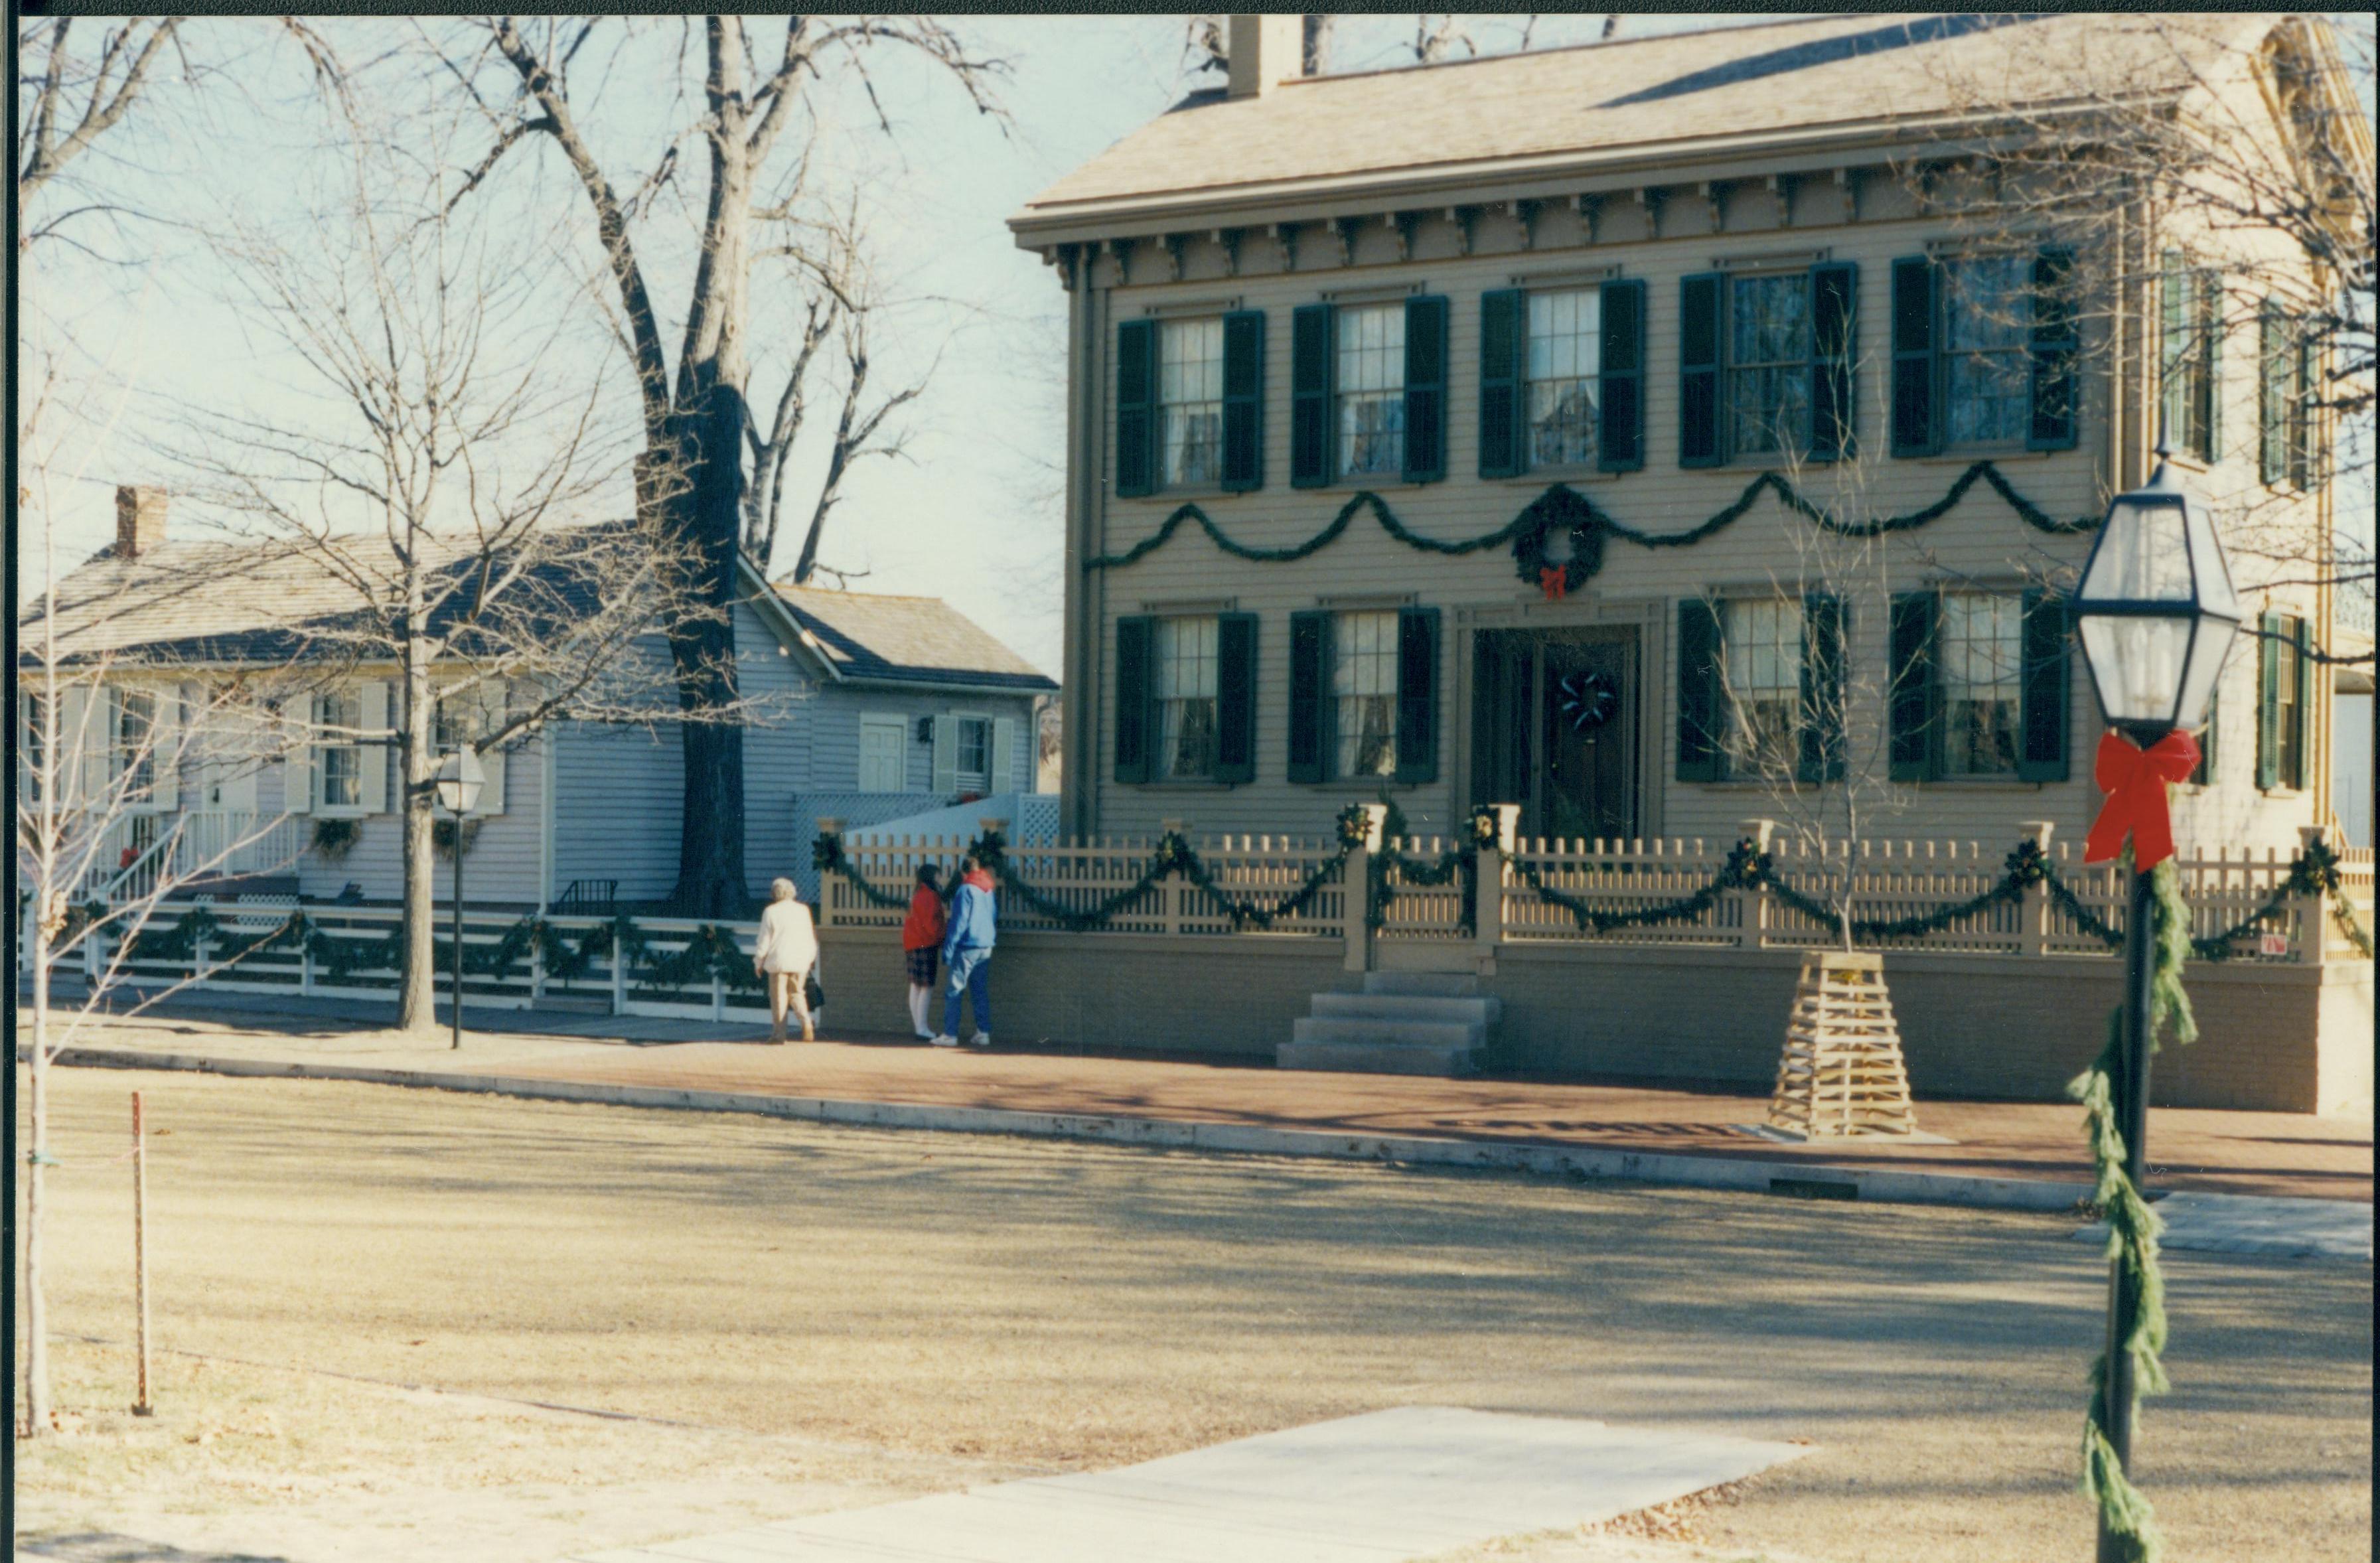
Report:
815,817,844,929
1161,819,1187,936
1344,804,1388,974
2298,825,2332,966
1736,818,1775,950
1475,804,1519,964
2020,820,2055,957
131,1090,153,1418
609,927,627,1017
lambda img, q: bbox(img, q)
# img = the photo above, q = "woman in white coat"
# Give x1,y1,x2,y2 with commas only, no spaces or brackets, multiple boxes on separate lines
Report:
751,877,819,1043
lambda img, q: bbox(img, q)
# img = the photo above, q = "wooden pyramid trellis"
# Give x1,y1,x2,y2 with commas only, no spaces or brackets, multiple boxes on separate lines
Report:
1767,950,1917,1138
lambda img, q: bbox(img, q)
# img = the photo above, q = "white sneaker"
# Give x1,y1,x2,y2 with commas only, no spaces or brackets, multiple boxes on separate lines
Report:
968,1033,992,1049
929,1034,960,1048
914,1030,936,1042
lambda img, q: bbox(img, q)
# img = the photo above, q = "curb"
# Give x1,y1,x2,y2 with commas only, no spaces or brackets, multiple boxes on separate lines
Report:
27,1043,2107,1213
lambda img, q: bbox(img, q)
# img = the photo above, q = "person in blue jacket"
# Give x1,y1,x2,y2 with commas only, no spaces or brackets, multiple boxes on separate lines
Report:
931,854,998,1049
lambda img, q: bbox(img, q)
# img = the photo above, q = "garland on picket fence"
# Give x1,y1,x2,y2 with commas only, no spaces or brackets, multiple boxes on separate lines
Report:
1082,461,2099,591
2069,854,2195,1562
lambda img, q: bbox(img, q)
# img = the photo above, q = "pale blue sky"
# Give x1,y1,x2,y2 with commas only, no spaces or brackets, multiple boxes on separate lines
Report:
17,13,1754,676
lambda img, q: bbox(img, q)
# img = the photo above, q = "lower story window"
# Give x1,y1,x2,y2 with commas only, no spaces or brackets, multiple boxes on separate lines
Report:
1939,593,2022,776
317,688,362,810
956,716,992,794
1155,617,1219,780
116,690,157,802
2274,621,2304,787
1722,597,1803,773
1332,611,1398,779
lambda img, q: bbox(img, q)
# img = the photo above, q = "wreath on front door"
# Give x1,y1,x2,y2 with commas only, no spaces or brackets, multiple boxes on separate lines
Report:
1557,669,1619,732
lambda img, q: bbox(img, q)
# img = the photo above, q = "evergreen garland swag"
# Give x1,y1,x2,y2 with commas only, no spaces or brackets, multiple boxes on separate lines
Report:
1082,461,2099,589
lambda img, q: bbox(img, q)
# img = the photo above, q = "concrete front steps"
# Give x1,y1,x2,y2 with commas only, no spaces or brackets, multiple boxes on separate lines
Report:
1278,972,1501,1077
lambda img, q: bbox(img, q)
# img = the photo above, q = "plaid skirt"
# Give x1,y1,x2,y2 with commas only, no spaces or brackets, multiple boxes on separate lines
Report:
904,945,939,986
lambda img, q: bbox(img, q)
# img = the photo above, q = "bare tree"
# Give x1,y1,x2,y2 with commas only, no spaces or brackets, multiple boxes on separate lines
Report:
164,91,751,1035
13,17,181,252
422,16,1007,915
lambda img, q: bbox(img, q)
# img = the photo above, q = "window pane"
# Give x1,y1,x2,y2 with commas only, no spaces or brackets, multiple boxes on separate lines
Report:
318,689,361,808
1943,256,2030,445
1722,599,1803,773
1331,611,1399,778
1336,304,1406,477
1525,288,1600,468
1159,318,1225,486
1155,617,1221,780
1939,593,2022,776
1728,275,1811,456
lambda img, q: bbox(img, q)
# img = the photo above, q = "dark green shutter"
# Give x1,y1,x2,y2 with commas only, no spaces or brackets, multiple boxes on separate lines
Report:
2256,609,2282,790
1676,599,1725,782
2028,248,2080,451
1221,310,1265,492
2290,338,2319,489
1290,303,1333,488
1114,616,1155,784
2291,617,2314,790
1402,294,1448,484
1798,593,1845,784
1215,612,1258,783
1478,289,1525,479
1115,319,1157,498
2160,253,2190,455
1287,611,1329,784
1810,262,1858,462
1394,606,1440,783
1599,277,1647,472
1678,273,1724,468
1888,591,1939,782
2200,271,2223,463
1890,257,1939,457
2259,301,2288,486
2018,589,2071,782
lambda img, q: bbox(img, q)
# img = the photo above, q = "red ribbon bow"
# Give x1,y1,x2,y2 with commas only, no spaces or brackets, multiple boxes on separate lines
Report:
1538,566,1569,601
2083,729,2200,871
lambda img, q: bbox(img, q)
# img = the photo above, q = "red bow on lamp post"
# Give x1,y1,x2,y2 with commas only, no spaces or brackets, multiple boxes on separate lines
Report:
2082,728,2200,871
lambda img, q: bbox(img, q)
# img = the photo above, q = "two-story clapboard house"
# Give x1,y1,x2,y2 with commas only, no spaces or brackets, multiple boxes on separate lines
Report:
1008,13,2355,856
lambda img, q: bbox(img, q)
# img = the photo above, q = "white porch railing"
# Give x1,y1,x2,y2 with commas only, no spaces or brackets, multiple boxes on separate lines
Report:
95,812,304,903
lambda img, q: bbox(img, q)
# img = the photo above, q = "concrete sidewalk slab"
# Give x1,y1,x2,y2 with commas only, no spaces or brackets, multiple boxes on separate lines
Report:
2075,1191,2375,1262
571,1406,1807,1563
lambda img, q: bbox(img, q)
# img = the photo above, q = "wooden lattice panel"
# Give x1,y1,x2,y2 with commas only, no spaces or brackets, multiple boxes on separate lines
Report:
1768,950,1917,1138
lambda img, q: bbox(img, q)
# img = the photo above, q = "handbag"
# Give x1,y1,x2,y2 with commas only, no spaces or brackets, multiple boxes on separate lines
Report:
804,970,826,1015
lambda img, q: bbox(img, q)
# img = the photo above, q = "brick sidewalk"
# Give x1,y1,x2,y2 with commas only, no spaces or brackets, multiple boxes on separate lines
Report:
32,990,2374,1203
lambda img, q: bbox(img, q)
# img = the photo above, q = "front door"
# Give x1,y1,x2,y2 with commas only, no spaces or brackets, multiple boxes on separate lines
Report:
1471,629,1637,842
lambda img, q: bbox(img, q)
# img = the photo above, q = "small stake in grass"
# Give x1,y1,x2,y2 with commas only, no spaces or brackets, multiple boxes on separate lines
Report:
132,1090,153,1418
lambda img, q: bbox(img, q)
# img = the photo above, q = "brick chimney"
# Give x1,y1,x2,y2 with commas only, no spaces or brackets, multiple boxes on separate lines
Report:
1227,14,1304,99
115,485,167,559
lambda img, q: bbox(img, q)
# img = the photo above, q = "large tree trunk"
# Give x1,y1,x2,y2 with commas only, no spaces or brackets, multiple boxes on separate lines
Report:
21,937,52,1436
652,404,749,917
395,636,440,1033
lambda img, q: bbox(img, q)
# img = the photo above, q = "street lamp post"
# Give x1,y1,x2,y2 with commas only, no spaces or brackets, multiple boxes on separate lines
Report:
433,746,484,1053
2069,443,2239,1561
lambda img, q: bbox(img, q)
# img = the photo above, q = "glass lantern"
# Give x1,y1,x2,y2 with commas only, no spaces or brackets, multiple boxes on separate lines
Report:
2071,454,2241,743
434,745,485,816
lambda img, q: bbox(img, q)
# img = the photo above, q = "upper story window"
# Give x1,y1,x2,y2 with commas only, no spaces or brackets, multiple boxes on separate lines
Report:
1726,273,1812,459
1937,593,2023,777
1526,289,1601,469
2259,301,2322,492
1720,597,1804,774
1941,256,2032,447
2161,253,2223,465
1331,611,1399,779
1153,616,1220,781
1335,303,1405,478
1159,318,1225,487
317,686,363,810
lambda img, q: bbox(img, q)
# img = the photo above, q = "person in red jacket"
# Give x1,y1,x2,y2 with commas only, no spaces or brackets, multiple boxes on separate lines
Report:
900,863,947,1041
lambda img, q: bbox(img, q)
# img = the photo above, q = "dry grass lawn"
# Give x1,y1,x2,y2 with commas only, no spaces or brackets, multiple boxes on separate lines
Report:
12,1065,2372,1563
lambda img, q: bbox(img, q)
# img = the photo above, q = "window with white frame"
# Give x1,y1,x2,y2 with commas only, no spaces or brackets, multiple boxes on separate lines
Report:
1728,273,1811,458
1526,288,1601,469
1938,593,2023,776
316,687,363,811
1335,303,1405,478
956,715,992,794
1722,598,1803,773
1159,318,1225,488
1331,611,1399,779
115,690,157,802
1942,256,2032,447
21,692,47,803
1153,617,1220,781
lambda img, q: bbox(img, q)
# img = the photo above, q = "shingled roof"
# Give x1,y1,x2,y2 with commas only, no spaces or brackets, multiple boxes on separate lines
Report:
1013,11,2267,236
769,584,1056,694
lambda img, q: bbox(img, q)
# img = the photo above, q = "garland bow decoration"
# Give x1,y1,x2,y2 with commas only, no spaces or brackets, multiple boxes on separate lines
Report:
2084,731,2201,871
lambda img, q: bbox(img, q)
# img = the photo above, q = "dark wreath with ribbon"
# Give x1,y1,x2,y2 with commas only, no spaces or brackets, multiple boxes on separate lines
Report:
1510,486,1604,599
1556,669,1619,731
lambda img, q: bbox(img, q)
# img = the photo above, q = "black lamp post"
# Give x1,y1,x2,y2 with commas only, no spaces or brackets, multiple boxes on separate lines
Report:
2069,445,2238,1561
433,746,484,1052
